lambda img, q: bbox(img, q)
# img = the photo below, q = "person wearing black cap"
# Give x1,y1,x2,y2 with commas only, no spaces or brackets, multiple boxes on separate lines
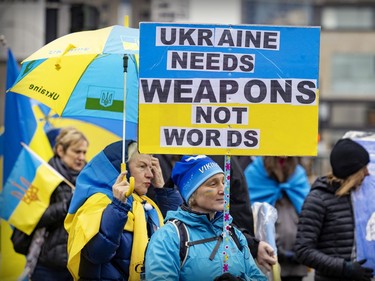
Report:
294,138,374,281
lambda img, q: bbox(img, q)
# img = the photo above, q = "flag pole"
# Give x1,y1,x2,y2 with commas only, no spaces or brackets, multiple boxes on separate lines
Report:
222,154,231,273
20,142,75,190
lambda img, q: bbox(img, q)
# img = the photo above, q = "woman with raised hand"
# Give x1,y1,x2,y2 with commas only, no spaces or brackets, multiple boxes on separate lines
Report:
65,140,181,281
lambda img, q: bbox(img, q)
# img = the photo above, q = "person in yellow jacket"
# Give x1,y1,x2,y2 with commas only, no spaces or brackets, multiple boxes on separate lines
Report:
65,140,182,280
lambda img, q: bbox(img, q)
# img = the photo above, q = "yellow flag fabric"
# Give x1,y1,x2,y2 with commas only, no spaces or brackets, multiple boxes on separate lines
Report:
1,48,53,281
65,193,110,281
0,221,26,281
4,146,64,235
65,192,163,281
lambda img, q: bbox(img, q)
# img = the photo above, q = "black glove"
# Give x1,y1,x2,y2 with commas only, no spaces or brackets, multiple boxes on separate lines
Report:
214,273,242,281
343,259,374,281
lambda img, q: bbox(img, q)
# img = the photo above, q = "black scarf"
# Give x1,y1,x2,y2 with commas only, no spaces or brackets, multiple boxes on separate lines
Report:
48,155,80,185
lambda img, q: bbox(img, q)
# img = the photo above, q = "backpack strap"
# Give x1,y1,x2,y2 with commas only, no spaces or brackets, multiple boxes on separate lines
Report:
168,219,190,268
168,220,243,268
228,224,243,251
207,225,242,261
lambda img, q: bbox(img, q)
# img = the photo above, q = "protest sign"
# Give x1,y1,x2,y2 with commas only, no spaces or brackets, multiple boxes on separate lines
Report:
139,23,320,155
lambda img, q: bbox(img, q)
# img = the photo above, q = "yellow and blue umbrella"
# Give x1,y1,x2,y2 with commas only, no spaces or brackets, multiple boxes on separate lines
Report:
8,25,139,142
33,102,121,161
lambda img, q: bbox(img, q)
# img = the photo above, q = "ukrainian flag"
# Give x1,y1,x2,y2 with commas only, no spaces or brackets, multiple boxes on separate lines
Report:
0,144,65,235
65,140,127,280
0,49,53,233
65,140,163,281
1,48,52,281
2,51,53,186
0,48,120,281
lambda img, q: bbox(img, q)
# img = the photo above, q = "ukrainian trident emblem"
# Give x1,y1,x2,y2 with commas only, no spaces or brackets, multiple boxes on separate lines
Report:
11,177,40,204
100,90,114,108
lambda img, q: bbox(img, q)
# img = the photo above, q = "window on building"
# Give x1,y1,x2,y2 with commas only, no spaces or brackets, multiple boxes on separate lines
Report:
70,4,99,33
331,54,375,96
321,7,373,30
242,0,312,26
151,0,189,22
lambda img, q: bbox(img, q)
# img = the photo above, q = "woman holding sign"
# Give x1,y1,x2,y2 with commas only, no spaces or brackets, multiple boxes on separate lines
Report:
145,155,266,281
295,138,374,281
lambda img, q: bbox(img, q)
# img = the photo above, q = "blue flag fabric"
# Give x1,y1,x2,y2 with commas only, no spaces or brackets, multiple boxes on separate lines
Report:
352,139,375,271
1,49,55,231
68,140,127,214
3,49,37,185
1,48,40,281
0,129,3,159
1,145,64,234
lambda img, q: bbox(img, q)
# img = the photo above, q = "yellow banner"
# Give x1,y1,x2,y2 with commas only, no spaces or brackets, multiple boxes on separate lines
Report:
139,100,319,156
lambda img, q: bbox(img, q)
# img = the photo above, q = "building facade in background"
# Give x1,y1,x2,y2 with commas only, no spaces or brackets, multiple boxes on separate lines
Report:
1,0,375,176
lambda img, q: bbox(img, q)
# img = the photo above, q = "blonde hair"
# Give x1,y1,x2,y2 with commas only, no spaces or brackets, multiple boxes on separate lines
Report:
328,166,368,196
53,127,88,155
127,141,139,163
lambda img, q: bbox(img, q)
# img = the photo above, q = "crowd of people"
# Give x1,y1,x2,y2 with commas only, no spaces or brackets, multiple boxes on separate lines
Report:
9,127,375,281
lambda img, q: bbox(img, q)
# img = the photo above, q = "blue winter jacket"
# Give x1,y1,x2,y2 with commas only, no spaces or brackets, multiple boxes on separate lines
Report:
69,140,182,280
145,206,267,281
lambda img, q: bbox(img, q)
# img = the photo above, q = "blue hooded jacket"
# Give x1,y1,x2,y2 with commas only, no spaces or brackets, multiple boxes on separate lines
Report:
67,140,182,280
145,205,267,281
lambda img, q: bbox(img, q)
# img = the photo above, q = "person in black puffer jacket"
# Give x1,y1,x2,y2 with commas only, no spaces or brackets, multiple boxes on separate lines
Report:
294,138,374,281
12,127,88,281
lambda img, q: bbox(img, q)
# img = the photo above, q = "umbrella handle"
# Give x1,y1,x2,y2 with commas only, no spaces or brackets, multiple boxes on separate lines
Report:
121,162,135,197
125,177,135,197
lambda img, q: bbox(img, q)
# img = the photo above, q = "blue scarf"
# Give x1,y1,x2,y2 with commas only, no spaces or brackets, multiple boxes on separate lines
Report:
244,157,310,213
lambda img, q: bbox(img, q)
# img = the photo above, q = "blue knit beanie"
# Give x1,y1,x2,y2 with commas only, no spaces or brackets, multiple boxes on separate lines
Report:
171,155,224,203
